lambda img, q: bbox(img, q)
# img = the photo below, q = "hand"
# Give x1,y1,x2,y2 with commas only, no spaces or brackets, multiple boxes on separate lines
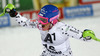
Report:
0,3,16,17
4,3,15,13
82,29,100,42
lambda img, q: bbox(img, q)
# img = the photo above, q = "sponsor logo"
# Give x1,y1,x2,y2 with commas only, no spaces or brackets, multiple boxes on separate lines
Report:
70,29,79,34
64,5,93,18
39,13,43,16
0,14,10,27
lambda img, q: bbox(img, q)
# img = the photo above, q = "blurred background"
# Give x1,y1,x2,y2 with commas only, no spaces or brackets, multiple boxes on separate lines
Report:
0,0,100,56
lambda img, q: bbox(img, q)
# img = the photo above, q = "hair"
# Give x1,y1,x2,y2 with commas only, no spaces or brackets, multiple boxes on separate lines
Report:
57,18,61,22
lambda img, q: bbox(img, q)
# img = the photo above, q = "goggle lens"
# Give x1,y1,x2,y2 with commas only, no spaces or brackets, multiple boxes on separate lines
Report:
39,18,47,23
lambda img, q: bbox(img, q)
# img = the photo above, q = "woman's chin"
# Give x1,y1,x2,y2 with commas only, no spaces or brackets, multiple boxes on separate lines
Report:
42,28,48,31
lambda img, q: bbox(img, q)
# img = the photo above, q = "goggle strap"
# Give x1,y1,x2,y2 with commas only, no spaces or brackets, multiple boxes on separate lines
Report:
50,14,60,22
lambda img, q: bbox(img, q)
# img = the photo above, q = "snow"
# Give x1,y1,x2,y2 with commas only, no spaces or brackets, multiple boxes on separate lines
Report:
0,17,100,56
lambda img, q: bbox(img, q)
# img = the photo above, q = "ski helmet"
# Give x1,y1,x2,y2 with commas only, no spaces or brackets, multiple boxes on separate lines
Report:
38,5,60,25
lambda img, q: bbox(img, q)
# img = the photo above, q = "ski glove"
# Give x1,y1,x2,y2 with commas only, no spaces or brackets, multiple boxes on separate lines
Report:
82,29,100,42
0,3,17,17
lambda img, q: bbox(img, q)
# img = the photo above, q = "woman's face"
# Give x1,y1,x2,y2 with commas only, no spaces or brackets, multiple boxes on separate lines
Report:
40,23,51,31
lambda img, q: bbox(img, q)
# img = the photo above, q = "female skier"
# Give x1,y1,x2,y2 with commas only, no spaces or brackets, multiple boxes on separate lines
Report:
1,4,99,56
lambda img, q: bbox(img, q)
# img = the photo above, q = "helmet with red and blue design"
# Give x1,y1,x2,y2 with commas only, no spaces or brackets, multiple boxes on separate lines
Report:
38,5,60,25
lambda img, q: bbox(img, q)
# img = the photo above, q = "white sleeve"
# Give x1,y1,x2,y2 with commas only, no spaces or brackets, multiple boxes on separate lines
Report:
60,23,91,41
12,14,37,28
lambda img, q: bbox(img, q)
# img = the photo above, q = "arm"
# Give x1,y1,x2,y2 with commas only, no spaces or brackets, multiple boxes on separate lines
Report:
60,23,100,42
60,23,91,41
12,13,38,28
2,4,37,28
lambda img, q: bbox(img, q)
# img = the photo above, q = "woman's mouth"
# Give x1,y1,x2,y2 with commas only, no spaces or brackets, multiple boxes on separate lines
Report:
42,25,45,28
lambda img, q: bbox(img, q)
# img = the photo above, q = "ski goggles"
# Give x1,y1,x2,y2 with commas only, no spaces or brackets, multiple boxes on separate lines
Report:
38,14,60,25
38,15,49,24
